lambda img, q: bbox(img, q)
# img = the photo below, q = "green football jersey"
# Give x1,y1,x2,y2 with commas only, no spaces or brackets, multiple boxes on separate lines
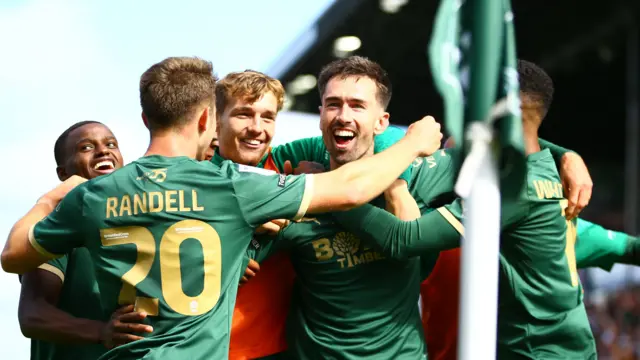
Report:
29,249,106,360
249,202,426,360
263,126,412,183
336,149,598,359
29,155,312,360
446,149,596,359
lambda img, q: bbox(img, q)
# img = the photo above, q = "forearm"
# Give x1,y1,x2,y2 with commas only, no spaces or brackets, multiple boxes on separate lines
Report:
19,301,103,344
384,180,421,221
334,205,460,259
310,138,418,212
2,202,53,273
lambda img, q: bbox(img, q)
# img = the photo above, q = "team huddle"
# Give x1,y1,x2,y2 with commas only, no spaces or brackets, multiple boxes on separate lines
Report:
2,55,638,360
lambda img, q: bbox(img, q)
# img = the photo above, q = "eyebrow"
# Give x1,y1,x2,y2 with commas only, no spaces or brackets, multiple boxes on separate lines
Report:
75,135,117,145
230,106,255,113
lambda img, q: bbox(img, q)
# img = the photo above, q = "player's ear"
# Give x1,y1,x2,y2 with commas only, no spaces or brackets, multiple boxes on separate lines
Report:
56,166,68,182
374,112,390,135
141,112,150,129
197,107,210,134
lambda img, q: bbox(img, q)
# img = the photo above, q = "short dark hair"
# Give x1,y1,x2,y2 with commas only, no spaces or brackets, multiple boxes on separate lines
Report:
317,56,392,109
139,57,218,131
517,59,554,119
54,120,103,166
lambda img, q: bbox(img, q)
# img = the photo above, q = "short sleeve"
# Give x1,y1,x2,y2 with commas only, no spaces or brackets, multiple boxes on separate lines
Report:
37,255,69,283
30,185,88,259
374,126,412,183
232,164,314,227
539,139,572,169
270,137,328,171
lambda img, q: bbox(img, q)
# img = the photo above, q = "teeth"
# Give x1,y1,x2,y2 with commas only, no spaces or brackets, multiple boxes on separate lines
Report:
334,130,355,137
244,139,261,145
94,160,114,170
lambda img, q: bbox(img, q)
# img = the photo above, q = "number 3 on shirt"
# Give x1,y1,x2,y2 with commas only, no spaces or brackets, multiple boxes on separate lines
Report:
559,200,579,287
100,219,222,316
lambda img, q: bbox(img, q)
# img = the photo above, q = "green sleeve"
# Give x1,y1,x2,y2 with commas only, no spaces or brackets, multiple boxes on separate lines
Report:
246,229,295,263
373,126,412,183
19,254,69,284
270,137,328,171
230,164,312,226
575,218,632,271
331,201,462,259
41,255,69,276
31,185,88,258
539,139,571,169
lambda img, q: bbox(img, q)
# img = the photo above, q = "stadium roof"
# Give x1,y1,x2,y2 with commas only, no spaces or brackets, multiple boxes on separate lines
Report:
267,0,639,163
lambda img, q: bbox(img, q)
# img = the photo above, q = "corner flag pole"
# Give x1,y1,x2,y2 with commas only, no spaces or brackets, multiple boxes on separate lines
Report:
455,0,505,359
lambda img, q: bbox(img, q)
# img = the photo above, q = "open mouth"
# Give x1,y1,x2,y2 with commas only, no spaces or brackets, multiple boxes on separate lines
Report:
333,129,355,149
240,138,264,150
93,160,116,174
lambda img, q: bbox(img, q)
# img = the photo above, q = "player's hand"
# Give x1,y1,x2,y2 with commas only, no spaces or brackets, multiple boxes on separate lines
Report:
240,259,261,285
37,175,87,209
560,152,593,220
406,116,443,157
101,304,153,350
255,219,290,236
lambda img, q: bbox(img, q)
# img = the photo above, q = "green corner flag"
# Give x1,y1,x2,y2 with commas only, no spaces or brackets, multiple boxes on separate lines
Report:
429,0,526,199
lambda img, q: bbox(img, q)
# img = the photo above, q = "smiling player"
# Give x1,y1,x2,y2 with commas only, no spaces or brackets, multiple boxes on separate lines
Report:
18,121,152,360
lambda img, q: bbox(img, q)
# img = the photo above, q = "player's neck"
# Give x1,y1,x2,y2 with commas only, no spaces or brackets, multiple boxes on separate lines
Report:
144,130,199,159
329,147,374,170
523,122,541,155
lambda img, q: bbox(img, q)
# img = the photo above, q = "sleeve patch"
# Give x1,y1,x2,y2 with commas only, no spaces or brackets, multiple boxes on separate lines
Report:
237,164,277,176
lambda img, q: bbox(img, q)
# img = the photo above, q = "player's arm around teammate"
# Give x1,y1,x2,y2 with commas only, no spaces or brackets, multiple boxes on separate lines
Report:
19,276,150,349
1,115,443,274
17,121,151,356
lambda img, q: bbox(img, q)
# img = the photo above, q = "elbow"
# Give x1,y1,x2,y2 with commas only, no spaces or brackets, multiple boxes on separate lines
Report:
1,251,24,274
1,251,17,274
19,319,37,339
18,307,40,339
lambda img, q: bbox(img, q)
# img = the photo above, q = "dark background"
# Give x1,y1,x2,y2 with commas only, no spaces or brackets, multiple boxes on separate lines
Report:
270,0,640,230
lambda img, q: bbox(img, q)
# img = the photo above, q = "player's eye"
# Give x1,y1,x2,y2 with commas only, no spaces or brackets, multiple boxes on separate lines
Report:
80,144,94,151
326,102,340,108
106,141,118,149
235,112,252,119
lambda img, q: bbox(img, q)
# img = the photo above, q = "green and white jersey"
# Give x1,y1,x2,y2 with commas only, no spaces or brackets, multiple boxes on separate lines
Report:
29,155,312,360
249,200,426,360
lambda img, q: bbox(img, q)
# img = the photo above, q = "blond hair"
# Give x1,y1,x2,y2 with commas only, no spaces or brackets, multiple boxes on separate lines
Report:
215,70,285,115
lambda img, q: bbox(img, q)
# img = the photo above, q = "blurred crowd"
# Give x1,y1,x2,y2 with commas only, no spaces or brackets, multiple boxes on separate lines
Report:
586,285,640,359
